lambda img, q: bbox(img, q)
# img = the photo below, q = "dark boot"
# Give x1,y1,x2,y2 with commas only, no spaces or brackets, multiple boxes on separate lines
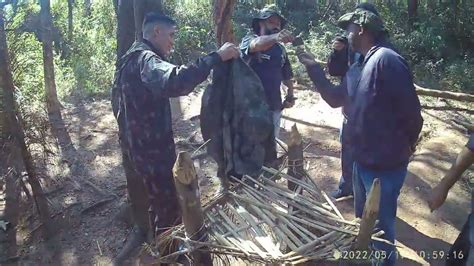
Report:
113,225,148,266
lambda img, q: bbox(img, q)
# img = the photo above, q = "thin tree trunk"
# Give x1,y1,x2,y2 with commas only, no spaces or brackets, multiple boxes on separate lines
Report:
0,8,52,239
407,0,418,28
117,0,135,60
213,0,236,46
40,0,61,114
67,0,73,41
84,0,91,17
415,84,474,102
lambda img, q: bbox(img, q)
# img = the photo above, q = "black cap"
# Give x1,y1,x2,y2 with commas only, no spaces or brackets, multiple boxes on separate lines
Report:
143,12,176,27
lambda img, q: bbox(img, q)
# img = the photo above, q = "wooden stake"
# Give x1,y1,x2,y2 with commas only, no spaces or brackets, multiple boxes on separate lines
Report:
173,151,212,265
287,124,304,193
352,178,381,251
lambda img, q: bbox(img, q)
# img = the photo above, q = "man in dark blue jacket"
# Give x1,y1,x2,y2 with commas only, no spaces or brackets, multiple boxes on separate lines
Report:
298,6,423,265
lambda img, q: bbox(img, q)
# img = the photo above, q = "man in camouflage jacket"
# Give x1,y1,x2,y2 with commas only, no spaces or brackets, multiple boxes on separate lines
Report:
111,13,238,262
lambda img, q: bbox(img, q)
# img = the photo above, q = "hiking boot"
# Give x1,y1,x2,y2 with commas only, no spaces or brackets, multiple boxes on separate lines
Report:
113,225,148,266
330,189,353,199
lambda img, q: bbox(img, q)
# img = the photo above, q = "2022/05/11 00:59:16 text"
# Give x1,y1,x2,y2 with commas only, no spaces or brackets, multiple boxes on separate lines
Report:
333,249,465,261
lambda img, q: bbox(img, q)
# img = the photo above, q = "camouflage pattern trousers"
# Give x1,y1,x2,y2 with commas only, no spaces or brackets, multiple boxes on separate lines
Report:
121,145,181,237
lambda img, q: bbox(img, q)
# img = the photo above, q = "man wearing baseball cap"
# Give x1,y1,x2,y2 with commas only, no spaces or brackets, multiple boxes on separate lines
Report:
240,6,296,165
298,5,423,265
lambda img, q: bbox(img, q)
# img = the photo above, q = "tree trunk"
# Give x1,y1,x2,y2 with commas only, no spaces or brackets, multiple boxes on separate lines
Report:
134,0,163,42
84,0,91,17
40,0,61,114
213,0,236,46
407,0,418,28
415,84,474,102
67,0,73,41
426,0,436,10
116,0,135,60
173,152,212,264
0,9,52,239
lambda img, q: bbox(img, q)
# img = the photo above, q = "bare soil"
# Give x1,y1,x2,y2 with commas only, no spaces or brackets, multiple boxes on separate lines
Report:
3,84,473,265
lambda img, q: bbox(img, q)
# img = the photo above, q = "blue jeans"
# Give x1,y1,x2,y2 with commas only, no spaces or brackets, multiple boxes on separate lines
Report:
337,120,354,195
353,161,407,266
272,110,282,139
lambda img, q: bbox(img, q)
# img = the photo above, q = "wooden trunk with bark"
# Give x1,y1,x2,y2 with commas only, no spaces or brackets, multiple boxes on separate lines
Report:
134,0,163,42
117,0,135,60
67,0,73,41
213,0,236,46
0,8,52,239
40,0,61,114
172,152,212,264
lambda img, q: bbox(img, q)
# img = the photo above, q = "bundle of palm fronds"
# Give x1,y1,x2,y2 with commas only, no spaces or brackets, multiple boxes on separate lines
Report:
153,166,385,265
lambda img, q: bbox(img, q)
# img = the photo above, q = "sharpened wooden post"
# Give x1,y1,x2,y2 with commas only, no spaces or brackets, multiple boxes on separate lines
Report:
353,178,381,250
287,124,304,192
173,152,212,265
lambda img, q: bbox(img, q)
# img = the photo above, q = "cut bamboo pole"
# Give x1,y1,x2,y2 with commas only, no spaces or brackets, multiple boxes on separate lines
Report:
287,124,304,193
238,175,348,225
172,151,212,264
206,212,248,255
224,204,271,258
216,208,266,256
241,188,305,248
352,178,381,251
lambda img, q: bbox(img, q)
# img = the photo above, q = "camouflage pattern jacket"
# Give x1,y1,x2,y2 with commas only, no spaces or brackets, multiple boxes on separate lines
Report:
111,40,222,177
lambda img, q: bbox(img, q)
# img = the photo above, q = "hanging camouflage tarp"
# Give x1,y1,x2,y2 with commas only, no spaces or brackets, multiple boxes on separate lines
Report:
201,58,273,178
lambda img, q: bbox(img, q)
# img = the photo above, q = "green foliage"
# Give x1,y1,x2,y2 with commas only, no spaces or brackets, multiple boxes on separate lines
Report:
54,0,116,98
3,0,474,111
164,0,215,64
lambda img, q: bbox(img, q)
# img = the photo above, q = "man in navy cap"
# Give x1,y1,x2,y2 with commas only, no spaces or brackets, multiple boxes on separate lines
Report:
298,5,423,265
240,6,296,165
324,3,382,200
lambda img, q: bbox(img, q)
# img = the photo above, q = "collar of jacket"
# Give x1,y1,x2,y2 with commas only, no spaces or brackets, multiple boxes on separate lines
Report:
142,39,167,59
117,40,166,67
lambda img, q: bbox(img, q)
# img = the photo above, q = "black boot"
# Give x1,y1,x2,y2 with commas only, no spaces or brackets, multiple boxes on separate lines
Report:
113,225,148,266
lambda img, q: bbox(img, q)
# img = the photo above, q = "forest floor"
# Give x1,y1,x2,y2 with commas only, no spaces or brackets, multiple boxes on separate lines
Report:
2,82,474,265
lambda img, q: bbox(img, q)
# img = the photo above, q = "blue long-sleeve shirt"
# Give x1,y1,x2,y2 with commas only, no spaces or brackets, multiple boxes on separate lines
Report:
306,43,423,170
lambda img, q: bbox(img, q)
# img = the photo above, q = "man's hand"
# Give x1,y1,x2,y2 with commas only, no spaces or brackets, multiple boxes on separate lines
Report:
296,49,318,67
428,182,449,212
282,94,295,109
276,29,295,44
217,42,240,62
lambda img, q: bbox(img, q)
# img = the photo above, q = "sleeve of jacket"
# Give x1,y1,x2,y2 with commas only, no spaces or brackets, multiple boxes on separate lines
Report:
327,48,349,77
139,51,222,98
305,64,347,108
379,53,423,148
240,34,257,60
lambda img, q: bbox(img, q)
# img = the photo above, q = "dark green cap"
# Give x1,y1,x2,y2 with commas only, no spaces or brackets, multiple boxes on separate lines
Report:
337,8,385,32
252,6,287,34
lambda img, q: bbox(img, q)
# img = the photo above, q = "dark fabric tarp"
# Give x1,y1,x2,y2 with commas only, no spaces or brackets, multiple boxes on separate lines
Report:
201,58,273,177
